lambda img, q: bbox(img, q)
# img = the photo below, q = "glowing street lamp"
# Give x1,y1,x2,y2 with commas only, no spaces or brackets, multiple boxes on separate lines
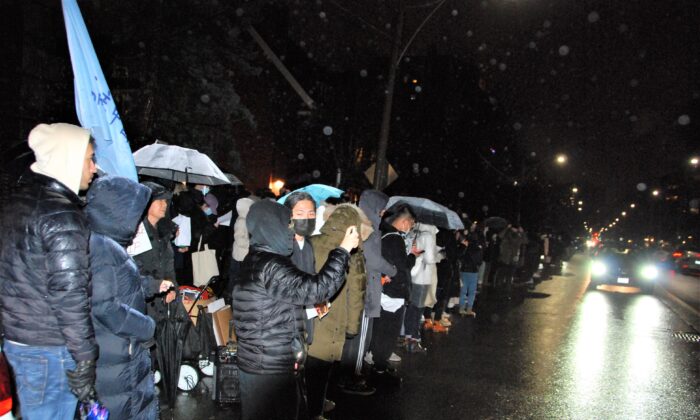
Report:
621,211,627,216
630,203,636,208
555,154,568,165
691,157,699,166
572,187,579,193
652,189,660,197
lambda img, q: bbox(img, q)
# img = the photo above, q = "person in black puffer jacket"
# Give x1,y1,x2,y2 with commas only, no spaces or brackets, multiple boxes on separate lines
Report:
86,176,174,420
0,123,98,419
232,200,359,420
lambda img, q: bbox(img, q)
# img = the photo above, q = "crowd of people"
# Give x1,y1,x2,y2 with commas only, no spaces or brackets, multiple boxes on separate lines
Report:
0,122,568,420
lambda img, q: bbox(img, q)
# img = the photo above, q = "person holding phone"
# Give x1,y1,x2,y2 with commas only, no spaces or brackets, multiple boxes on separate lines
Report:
231,200,359,420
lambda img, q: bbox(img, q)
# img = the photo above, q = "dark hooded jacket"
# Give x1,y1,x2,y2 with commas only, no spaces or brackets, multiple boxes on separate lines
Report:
380,222,415,301
231,200,351,375
0,171,97,362
86,176,158,420
359,190,397,318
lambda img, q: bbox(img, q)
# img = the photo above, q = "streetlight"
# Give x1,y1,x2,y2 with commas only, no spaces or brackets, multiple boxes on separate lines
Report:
572,187,579,193
556,154,568,165
578,200,583,206
630,203,636,208
652,189,660,197
621,211,627,216
691,157,699,166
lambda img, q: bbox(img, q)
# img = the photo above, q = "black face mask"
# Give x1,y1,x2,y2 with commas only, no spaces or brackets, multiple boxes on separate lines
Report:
292,218,316,237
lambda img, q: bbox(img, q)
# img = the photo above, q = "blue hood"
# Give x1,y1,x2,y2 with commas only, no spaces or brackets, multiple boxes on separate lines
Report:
86,176,151,246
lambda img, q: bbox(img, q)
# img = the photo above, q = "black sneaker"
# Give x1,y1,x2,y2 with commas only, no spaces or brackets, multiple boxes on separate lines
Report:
340,380,376,396
372,368,402,388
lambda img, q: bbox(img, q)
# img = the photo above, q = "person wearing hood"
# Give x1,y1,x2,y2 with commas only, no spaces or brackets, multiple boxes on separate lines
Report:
0,123,98,419
306,205,370,419
134,181,178,320
231,200,359,420
86,176,174,419
338,190,397,396
227,196,256,300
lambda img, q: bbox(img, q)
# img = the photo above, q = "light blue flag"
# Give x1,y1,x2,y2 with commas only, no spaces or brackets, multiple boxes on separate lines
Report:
62,0,137,181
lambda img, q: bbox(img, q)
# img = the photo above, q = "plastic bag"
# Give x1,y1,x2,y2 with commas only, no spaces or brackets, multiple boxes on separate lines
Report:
80,400,110,420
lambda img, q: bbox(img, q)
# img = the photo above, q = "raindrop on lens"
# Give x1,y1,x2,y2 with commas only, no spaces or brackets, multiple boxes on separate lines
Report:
422,167,430,174
297,153,305,160
558,45,570,56
312,170,321,178
458,192,465,198
360,69,368,77
319,11,327,19
200,94,210,103
678,114,691,125
415,86,422,93
452,9,459,16
499,63,507,71
323,126,333,136
637,183,647,192
587,11,599,23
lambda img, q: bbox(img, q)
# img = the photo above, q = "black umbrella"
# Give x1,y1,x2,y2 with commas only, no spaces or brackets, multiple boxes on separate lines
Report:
484,217,509,231
156,300,190,409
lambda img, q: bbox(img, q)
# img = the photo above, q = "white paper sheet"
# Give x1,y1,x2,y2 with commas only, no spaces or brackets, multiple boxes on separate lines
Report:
127,222,152,256
216,211,233,227
380,293,405,313
172,214,192,247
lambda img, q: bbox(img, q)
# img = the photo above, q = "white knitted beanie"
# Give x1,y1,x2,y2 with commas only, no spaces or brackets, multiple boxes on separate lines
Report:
28,123,91,195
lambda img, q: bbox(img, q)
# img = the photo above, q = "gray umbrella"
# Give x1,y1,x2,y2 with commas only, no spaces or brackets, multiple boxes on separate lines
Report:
133,143,231,185
386,196,464,230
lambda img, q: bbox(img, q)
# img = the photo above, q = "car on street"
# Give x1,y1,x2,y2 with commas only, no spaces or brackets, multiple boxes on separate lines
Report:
589,246,660,293
670,245,700,276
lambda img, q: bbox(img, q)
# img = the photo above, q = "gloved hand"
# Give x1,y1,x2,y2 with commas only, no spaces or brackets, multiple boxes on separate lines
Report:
66,360,96,403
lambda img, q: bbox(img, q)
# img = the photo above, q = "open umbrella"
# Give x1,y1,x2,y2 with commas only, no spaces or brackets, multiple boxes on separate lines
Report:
133,143,231,185
277,184,344,206
484,217,509,231
386,196,464,230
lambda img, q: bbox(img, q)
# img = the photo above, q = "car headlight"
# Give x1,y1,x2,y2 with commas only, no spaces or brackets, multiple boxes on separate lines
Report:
591,260,607,277
640,264,659,280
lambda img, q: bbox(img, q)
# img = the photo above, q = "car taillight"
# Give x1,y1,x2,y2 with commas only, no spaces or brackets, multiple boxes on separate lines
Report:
672,251,683,258
0,353,12,415
694,252,700,258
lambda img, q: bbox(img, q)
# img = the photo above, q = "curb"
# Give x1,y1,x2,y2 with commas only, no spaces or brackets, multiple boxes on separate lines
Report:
656,284,700,333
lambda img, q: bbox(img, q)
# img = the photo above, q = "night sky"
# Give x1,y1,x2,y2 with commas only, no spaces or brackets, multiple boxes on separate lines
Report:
277,0,698,231
2,0,698,237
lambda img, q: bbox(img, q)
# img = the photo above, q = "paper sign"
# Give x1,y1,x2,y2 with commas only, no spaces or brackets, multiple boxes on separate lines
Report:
172,214,192,247
217,211,233,227
127,222,152,256
305,302,331,320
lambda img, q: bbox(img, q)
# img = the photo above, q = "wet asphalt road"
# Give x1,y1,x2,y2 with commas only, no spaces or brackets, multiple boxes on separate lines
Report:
161,256,700,420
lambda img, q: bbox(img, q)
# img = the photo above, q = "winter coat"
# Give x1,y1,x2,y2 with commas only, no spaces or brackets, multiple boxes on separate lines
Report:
308,205,367,362
231,200,350,375
410,224,440,286
86,177,158,420
458,233,484,273
359,190,397,318
380,223,416,300
134,218,177,321
232,197,255,262
0,171,97,362
498,228,526,266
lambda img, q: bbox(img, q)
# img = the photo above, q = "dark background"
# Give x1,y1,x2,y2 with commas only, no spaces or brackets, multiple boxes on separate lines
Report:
1,0,698,240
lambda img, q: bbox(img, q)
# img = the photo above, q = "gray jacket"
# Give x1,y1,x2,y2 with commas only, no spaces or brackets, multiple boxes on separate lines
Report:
359,190,397,318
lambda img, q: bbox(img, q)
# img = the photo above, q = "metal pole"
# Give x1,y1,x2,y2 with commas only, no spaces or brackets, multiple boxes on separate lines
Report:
247,26,315,109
